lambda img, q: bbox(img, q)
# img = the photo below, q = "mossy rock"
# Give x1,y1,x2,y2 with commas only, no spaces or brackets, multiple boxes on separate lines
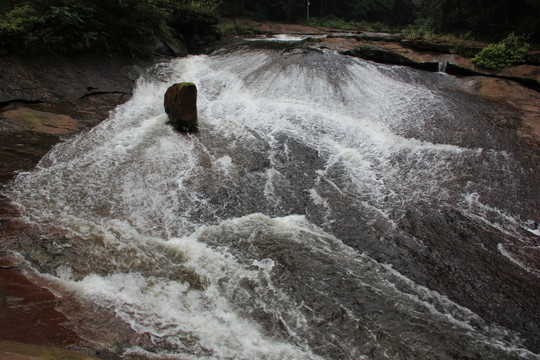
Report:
0,108,81,135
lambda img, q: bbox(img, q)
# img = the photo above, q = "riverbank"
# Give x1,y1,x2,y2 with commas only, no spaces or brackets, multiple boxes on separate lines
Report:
1,21,540,359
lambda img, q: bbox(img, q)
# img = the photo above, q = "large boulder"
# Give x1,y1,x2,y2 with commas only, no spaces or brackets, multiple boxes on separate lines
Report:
164,82,198,132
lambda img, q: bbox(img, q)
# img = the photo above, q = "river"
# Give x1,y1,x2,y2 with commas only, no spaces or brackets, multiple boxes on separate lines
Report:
5,39,540,359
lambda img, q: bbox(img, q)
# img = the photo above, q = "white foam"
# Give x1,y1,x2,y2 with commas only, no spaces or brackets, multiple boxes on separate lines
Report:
6,47,539,359
246,34,326,42
497,243,540,278
460,193,532,242
71,273,319,359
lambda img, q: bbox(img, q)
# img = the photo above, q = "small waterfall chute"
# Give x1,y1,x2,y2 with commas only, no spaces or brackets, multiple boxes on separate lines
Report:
438,55,450,73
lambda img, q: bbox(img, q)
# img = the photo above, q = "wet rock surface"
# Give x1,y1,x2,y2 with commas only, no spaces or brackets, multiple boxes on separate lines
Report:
0,55,149,124
222,19,540,148
0,254,79,348
1,23,540,358
0,55,155,184
0,340,100,360
2,108,83,135
0,55,160,358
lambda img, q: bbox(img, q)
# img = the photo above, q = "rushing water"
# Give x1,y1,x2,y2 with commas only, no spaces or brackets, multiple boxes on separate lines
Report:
5,41,540,359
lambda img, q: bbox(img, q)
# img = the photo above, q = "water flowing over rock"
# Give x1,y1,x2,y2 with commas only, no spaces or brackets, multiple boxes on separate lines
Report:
164,82,198,132
2,40,540,359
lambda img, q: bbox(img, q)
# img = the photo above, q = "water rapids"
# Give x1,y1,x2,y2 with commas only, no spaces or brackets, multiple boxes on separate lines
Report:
5,41,540,359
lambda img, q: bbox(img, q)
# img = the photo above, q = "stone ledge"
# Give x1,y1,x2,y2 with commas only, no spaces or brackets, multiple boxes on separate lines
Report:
0,341,99,360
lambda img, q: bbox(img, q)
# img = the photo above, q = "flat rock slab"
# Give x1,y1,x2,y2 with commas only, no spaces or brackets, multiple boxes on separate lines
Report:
461,77,540,144
0,56,145,106
222,18,328,34
0,266,79,348
0,341,99,360
1,108,83,135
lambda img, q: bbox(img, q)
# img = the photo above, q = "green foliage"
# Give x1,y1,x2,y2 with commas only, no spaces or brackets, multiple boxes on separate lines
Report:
0,0,220,56
472,33,530,71
306,17,362,31
0,5,38,53
219,0,303,22
216,0,538,40
402,23,479,56
178,0,221,14
402,18,437,39
0,0,14,8
218,23,258,35
411,0,540,41
305,17,392,32
2,0,538,56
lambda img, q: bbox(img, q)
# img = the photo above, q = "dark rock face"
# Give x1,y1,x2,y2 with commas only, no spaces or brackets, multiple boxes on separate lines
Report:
0,56,151,126
164,82,198,132
0,56,156,185
343,45,439,72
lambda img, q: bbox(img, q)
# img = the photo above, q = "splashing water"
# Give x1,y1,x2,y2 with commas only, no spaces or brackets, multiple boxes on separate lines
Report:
6,43,540,359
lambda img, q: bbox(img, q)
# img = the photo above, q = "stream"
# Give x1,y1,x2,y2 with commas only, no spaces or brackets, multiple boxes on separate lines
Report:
5,39,540,359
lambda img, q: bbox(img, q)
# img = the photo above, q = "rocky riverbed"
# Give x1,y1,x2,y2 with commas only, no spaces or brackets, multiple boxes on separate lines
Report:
0,55,160,359
1,21,539,359
227,19,540,147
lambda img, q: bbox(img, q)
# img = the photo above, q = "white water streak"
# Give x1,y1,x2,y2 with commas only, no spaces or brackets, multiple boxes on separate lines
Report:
6,47,539,359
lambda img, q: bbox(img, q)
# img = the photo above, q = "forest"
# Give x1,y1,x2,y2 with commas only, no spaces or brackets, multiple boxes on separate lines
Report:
221,0,540,38
0,0,539,56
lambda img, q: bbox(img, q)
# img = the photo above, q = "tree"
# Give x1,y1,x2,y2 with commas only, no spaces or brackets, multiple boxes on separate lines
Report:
0,0,222,55
411,0,539,40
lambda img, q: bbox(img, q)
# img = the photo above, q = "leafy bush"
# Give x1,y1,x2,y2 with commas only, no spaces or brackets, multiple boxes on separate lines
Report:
472,33,530,71
402,19,436,39
0,4,39,54
218,23,258,35
0,0,220,56
306,16,392,32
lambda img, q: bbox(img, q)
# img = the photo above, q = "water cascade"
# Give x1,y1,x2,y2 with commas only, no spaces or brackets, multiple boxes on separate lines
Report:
438,59,448,73
5,42,540,359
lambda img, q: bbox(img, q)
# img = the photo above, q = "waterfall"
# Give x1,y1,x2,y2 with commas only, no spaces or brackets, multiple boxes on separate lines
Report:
438,59,448,73
5,43,540,359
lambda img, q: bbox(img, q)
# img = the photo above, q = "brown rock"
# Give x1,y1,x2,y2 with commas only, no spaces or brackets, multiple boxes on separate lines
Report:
164,82,198,132
500,64,540,83
0,340,99,360
1,108,82,135
0,265,79,348
467,77,540,145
